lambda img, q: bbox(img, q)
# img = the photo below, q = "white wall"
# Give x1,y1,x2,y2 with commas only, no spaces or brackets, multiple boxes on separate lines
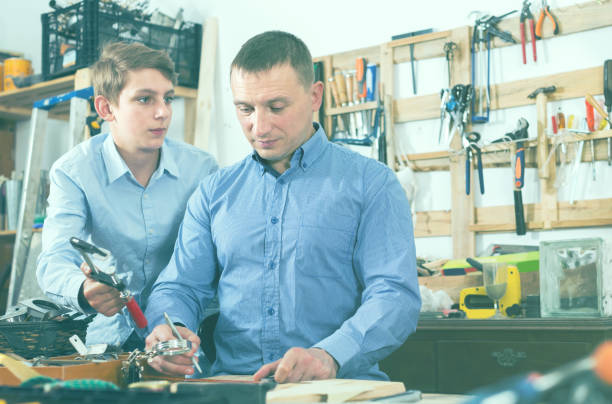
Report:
1,0,610,259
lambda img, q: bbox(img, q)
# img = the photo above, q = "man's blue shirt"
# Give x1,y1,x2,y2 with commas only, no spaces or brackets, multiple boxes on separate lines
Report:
146,125,421,379
37,133,218,346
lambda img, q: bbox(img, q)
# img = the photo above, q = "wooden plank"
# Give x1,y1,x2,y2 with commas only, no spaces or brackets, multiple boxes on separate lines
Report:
491,66,603,111
487,0,612,50
380,44,395,170
193,17,218,152
414,210,451,237
394,93,440,123
388,30,451,48
324,46,380,72
448,26,474,258
0,122,14,177
183,97,196,145
470,198,612,233
394,66,603,124
326,101,377,116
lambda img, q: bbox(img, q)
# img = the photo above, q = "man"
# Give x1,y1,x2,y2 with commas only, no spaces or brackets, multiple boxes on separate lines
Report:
37,42,218,350
145,31,420,382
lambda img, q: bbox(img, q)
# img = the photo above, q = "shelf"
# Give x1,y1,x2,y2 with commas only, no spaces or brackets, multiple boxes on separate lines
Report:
0,71,197,122
326,101,378,116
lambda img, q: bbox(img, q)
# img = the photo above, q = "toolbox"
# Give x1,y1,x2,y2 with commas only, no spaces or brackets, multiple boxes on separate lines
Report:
41,0,202,87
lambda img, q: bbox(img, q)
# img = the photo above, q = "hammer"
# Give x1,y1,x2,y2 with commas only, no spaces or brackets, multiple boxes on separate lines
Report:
528,85,556,179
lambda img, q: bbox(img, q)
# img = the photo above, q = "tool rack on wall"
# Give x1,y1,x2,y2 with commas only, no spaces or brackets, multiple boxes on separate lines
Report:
315,0,612,259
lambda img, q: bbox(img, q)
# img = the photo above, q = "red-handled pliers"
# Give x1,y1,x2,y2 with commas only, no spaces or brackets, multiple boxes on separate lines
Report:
520,0,537,64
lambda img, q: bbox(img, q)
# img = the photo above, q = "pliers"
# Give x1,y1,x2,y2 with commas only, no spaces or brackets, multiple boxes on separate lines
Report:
535,0,559,39
520,0,537,64
465,132,484,195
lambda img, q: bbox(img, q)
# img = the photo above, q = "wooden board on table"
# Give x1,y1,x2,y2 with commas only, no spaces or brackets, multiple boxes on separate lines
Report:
267,379,405,403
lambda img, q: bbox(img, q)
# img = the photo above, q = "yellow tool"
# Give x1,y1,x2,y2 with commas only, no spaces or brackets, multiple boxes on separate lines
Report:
460,265,522,319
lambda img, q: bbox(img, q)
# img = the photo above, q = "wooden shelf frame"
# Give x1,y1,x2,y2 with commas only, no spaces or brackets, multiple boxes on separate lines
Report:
0,68,198,127
314,0,612,257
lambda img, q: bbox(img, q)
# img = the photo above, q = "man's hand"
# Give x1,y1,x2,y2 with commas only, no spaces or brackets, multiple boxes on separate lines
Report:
80,262,124,316
253,347,338,383
145,323,201,377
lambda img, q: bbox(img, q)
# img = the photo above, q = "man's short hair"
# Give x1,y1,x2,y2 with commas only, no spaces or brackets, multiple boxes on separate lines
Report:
231,31,314,88
91,42,177,104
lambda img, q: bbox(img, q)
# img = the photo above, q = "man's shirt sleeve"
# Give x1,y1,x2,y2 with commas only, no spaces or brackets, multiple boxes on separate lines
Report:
314,163,421,377
145,179,219,333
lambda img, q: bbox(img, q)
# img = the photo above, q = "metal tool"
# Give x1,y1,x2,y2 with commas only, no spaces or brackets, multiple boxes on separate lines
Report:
391,28,433,95
70,237,148,329
585,99,597,180
471,11,517,123
535,0,559,39
465,132,484,195
164,312,202,373
443,41,457,87
507,118,529,235
520,1,537,64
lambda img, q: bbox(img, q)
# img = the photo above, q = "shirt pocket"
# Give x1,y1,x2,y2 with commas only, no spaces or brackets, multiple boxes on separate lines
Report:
296,210,358,278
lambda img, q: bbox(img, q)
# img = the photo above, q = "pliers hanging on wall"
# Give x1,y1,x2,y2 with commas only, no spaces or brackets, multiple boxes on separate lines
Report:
520,0,537,64
465,132,484,195
535,0,559,39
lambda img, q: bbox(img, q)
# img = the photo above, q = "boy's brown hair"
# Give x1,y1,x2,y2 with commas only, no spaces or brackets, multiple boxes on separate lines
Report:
91,42,177,104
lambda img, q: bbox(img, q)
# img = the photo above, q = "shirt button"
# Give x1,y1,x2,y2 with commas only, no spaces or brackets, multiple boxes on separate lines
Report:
269,354,275,361
143,194,148,199
303,162,308,168
145,259,150,264
149,229,154,235
270,217,278,224
269,262,275,270
268,308,275,316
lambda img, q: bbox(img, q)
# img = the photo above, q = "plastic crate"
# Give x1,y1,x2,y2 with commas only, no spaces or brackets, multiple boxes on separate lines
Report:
41,0,201,88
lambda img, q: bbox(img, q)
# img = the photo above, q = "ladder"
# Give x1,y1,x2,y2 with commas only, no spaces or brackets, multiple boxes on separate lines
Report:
7,87,93,306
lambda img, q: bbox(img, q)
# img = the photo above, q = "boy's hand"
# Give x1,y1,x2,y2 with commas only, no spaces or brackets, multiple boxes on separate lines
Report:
145,324,201,376
253,347,338,383
80,262,124,316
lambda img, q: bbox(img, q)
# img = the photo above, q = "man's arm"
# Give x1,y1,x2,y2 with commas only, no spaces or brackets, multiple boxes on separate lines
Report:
313,163,421,377
145,180,218,344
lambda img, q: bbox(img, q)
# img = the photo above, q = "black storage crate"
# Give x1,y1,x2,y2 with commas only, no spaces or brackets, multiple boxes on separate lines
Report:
41,0,201,88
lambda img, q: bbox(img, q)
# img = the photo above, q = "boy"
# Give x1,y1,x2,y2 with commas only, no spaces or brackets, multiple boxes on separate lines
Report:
37,42,218,350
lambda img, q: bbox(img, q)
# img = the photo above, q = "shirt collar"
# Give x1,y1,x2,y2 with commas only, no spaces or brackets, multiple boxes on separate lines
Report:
250,123,328,176
102,134,179,183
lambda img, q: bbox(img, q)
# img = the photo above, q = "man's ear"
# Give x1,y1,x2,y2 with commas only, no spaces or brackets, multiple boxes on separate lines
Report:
94,95,115,122
310,81,324,112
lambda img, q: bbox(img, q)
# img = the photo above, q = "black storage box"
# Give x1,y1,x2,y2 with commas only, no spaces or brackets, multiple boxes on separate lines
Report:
41,0,201,88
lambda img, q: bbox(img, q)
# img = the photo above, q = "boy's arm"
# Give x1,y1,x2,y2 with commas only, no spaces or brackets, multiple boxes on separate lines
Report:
37,165,92,313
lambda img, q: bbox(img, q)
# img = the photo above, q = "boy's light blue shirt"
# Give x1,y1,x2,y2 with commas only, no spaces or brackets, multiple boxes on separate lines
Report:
37,133,218,346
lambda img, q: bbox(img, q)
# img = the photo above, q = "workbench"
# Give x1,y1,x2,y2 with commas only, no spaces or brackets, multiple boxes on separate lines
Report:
380,317,612,394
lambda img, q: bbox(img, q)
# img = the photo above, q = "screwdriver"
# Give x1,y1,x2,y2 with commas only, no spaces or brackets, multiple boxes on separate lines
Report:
585,99,596,180
586,93,612,167
164,312,202,373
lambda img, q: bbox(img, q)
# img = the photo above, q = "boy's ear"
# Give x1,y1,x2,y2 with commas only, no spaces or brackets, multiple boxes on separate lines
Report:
94,95,115,122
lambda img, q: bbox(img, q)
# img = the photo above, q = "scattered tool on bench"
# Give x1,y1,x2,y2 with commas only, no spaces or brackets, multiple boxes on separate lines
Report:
535,0,559,39
465,132,484,195
70,237,148,329
471,10,517,123
520,0,537,64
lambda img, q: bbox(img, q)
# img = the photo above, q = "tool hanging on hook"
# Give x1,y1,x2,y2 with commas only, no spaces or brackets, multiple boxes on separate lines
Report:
391,28,433,95
471,10,517,123
443,41,458,87
520,0,537,64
